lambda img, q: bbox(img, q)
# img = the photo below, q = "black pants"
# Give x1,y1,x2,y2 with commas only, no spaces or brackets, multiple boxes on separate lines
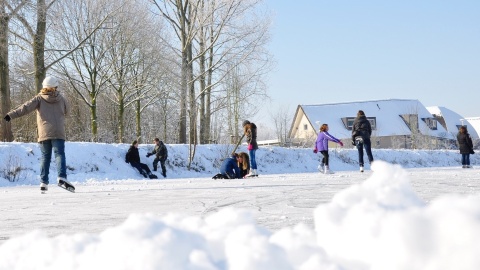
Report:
130,162,151,177
320,150,329,166
153,158,167,175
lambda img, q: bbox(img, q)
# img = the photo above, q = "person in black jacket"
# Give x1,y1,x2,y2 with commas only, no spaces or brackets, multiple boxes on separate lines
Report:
351,110,374,172
146,138,168,177
457,126,474,168
237,152,250,178
125,140,157,179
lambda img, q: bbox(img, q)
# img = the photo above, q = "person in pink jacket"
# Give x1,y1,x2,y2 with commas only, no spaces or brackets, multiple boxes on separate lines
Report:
314,124,343,174
4,76,70,192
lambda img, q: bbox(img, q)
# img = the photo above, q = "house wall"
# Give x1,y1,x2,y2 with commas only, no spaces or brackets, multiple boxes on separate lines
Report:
292,114,317,140
332,135,455,150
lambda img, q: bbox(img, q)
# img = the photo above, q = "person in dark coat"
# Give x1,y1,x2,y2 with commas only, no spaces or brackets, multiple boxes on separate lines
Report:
243,120,258,177
125,140,157,179
146,138,168,177
457,126,474,168
219,153,241,179
352,110,374,172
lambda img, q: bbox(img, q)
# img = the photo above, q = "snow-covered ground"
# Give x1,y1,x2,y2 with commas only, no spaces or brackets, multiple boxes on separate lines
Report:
1,142,480,270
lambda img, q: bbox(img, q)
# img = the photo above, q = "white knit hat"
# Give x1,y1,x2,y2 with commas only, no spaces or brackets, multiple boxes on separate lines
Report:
42,76,58,88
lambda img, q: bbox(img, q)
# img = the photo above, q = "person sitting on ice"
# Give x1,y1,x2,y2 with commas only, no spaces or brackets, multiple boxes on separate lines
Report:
216,153,241,179
125,140,157,179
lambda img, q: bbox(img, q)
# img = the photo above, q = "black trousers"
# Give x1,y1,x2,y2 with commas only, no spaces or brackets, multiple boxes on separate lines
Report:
320,150,329,166
356,137,374,166
153,158,166,174
130,162,151,176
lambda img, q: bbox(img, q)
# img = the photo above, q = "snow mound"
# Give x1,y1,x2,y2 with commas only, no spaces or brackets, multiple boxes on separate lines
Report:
1,161,480,270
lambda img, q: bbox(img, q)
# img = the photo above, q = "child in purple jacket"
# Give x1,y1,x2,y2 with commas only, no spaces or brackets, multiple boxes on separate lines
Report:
314,124,343,173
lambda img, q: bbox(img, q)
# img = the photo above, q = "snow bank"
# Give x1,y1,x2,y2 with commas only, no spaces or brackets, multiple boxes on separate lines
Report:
0,142,478,186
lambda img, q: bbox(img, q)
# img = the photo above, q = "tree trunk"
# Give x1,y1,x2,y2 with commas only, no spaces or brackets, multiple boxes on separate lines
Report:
136,99,141,143
0,7,12,141
118,89,125,143
33,0,47,91
90,95,98,142
198,28,206,144
205,24,214,144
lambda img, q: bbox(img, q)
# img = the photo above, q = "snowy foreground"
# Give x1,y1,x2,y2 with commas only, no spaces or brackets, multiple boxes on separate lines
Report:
1,142,480,270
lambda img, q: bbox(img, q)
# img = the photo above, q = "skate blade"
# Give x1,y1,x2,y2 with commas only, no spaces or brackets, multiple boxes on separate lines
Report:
58,181,75,193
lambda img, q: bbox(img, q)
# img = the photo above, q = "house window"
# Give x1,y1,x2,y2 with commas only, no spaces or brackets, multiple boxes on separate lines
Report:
341,117,356,130
303,124,308,130
421,118,438,130
368,118,377,130
341,117,377,130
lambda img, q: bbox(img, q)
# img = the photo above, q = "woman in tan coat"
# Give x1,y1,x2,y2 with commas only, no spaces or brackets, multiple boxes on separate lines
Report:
4,76,70,192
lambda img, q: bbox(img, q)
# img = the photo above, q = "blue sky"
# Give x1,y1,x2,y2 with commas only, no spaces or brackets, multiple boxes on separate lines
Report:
263,0,480,119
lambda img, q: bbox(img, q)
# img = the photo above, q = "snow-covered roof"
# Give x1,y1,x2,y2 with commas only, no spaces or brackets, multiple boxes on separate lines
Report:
299,99,453,139
465,117,480,139
427,106,479,139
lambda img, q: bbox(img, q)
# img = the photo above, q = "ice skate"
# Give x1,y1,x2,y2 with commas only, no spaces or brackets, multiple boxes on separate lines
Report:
246,169,257,177
58,178,75,193
324,166,334,174
40,183,48,194
317,164,324,172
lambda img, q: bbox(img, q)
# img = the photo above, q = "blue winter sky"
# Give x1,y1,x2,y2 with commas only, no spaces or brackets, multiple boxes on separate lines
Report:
264,0,480,118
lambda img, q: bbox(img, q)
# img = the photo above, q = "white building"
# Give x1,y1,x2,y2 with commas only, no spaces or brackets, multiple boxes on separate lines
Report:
427,106,479,139
289,99,455,149
465,117,480,140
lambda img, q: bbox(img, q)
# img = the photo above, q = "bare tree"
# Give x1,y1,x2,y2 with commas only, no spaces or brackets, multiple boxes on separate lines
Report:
192,0,273,144
150,0,200,144
271,105,291,146
0,0,28,141
49,0,124,141
101,1,167,143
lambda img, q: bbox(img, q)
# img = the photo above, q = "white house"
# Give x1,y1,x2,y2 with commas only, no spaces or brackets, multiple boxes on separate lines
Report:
427,106,479,139
289,99,455,149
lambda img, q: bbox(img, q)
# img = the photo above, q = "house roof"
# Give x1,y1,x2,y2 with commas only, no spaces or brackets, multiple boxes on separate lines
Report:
296,99,454,139
465,117,480,139
427,106,479,139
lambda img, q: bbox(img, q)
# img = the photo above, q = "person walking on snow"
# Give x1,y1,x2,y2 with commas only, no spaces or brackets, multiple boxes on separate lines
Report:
314,124,343,174
352,110,374,172
243,120,258,177
457,125,474,168
4,76,70,192
146,138,168,177
125,140,157,179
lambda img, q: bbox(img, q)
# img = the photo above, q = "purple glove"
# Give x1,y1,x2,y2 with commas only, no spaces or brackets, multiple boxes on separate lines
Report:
247,144,253,150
